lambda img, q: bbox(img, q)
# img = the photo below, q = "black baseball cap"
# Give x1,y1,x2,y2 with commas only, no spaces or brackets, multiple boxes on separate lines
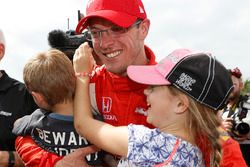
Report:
127,48,234,110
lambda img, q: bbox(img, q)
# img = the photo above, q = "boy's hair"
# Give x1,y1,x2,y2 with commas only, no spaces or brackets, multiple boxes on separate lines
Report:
23,49,76,106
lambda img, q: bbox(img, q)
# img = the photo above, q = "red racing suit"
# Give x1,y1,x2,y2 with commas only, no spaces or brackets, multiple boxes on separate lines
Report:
89,46,156,127
220,137,247,167
199,128,247,167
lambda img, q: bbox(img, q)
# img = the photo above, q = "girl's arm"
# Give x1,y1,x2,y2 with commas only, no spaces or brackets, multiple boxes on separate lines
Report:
73,43,128,157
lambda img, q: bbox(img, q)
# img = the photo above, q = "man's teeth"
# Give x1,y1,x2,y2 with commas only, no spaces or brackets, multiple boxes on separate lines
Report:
106,51,121,58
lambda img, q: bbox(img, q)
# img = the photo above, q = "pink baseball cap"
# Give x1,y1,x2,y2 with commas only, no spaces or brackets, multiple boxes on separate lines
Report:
76,0,147,34
127,48,234,110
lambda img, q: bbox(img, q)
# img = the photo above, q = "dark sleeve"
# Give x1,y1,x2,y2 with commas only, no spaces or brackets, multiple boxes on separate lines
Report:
12,109,44,136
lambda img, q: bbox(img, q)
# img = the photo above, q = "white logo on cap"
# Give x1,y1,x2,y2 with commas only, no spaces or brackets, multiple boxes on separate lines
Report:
139,6,144,13
176,73,196,91
167,54,181,64
87,0,95,8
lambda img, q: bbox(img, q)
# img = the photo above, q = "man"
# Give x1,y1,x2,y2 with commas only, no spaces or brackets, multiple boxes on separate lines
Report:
0,29,37,166
16,0,155,166
15,0,247,166
221,67,250,166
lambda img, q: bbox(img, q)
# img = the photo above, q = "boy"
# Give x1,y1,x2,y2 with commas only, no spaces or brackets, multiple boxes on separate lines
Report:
12,49,103,166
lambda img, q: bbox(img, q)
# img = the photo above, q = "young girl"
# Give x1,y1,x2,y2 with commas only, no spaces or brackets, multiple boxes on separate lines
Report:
73,45,233,167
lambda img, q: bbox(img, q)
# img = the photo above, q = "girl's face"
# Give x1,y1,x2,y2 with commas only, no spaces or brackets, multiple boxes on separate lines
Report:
144,85,180,127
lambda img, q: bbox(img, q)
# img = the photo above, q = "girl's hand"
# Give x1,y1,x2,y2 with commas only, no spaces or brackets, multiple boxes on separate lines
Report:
73,42,95,74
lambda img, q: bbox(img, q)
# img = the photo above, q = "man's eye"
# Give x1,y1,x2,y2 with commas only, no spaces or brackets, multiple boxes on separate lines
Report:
111,27,125,33
90,31,99,37
91,31,98,35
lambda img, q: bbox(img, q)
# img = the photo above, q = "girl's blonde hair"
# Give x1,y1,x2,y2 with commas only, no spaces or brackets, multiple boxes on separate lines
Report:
168,86,222,167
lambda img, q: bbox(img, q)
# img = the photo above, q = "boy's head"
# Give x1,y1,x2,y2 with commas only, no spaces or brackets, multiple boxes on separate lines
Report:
23,49,75,107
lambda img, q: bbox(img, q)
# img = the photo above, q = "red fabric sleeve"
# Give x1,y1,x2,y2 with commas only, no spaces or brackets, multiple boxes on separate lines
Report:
15,136,63,167
198,130,247,167
220,138,247,167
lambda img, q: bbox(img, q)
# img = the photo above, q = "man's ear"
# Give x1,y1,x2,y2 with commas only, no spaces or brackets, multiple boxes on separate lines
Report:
139,18,150,39
175,94,189,114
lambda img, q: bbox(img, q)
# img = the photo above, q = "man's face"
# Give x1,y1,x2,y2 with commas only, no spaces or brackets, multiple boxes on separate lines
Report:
88,18,148,76
229,75,243,101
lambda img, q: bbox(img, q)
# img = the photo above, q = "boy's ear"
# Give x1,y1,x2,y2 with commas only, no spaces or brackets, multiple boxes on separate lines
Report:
31,91,46,105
